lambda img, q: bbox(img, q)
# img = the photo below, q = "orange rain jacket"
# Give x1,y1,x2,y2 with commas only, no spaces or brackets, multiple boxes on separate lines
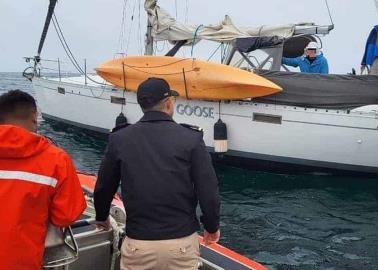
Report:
0,125,86,270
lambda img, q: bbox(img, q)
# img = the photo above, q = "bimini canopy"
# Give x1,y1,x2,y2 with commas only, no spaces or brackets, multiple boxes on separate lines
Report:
254,70,378,109
144,0,333,43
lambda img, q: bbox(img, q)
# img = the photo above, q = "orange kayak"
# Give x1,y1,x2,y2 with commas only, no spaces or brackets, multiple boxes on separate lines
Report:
96,56,282,100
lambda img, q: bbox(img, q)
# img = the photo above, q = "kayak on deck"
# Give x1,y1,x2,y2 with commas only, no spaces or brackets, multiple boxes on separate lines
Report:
96,56,282,101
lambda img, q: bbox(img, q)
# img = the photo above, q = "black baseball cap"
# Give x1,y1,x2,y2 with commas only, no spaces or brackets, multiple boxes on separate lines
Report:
137,78,179,109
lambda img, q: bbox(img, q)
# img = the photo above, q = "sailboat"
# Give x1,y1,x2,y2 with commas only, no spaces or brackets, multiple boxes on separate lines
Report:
25,0,378,177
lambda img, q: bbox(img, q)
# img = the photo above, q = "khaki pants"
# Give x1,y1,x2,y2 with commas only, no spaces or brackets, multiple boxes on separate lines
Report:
120,233,199,270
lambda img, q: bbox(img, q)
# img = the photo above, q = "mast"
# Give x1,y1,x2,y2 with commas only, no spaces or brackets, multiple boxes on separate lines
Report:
145,18,154,55
36,0,58,60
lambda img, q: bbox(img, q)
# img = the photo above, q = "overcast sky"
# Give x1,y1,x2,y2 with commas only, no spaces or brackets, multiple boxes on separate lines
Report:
0,0,377,74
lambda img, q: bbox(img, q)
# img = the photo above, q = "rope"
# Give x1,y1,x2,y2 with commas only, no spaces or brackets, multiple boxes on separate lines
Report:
324,0,334,26
221,43,229,63
123,62,196,76
138,0,143,55
185,0,189,24
207,43,222,61
182,68,189,99
155,40,167,53
125,0,138,53
191,24,203,57
52,14,105,85
52,14,108,99
122,58,189,69
121,62,127,113
175,0,178,19
117,0,128,54
52,15,83,74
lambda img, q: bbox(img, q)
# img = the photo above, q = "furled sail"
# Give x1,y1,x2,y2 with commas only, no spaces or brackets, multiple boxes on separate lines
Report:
144,0,332,43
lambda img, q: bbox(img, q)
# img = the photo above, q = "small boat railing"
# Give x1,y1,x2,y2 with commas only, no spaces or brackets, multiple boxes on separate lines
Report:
23,56,90,84
43,225,79,269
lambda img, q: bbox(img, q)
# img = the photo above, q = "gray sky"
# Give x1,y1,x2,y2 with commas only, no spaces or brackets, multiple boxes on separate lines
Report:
0,0,377,74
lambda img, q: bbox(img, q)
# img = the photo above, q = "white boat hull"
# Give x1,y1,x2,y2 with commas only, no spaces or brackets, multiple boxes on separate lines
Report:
33,76,378,174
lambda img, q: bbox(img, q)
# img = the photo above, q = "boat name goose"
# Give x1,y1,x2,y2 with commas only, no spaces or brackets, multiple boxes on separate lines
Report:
176,103,215,119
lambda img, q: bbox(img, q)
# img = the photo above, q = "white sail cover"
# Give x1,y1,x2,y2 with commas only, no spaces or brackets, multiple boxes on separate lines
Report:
145,0,324,43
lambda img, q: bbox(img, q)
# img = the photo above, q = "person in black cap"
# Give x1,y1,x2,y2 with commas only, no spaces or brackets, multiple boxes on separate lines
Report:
94,77,220,270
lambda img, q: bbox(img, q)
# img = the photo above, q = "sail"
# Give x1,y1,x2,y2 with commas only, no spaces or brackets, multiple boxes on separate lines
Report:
145,0,331,43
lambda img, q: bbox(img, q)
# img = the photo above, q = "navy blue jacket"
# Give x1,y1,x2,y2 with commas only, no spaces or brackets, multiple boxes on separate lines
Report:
361,25,378,66
282,53,329,74
94,111,220,240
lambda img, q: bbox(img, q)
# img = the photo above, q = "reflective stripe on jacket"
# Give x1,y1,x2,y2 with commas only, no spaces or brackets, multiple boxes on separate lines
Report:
0,125,86,270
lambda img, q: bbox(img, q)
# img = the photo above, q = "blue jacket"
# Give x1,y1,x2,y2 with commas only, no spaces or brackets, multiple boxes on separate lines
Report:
361,25,378,66
282,53,329,74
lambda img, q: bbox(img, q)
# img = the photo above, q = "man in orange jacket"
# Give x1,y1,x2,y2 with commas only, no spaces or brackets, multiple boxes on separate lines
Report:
0,89,87,270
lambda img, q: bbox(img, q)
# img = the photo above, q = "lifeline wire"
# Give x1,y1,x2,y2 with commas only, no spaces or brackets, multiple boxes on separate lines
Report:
52,13,106,89
121,62,127,113
185,0,189,23
324,0,334,26
123,62,196,76
126,0,138,53
207,43,223,62
52,15,84,74
191,24,204,57
175,0,178,20
117,0,128,54
138,0,143,55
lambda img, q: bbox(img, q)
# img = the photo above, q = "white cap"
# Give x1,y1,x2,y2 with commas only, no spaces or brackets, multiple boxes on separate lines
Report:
305,41,319,50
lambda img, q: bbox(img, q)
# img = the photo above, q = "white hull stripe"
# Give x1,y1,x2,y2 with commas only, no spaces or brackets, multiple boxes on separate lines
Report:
0,170,57,187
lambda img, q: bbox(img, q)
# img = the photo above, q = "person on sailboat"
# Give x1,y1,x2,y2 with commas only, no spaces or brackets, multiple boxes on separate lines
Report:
282,41,329,74
361,25,378,75
94,78,220,270
0,90,86,270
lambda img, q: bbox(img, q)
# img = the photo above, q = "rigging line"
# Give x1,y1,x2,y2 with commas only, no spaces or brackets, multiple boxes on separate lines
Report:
324,0,334,26
122,63,196,76
221,43,229,63
374,0,378,14
175,0,178,20
52,18,79,73
52,17,82,74
53,14,85,74
185,0,189,23
52,14,105,86
123,58,189,68
155,40,167,53
117,0,128,54
52,18,106,97
191,24,204,57
126,0,138,53
121,62,127,112
138,0,143,55
53,15,101,85
207,43,222,61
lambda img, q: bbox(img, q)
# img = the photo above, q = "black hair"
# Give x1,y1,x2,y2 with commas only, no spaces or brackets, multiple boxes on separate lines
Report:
0,90,37,123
